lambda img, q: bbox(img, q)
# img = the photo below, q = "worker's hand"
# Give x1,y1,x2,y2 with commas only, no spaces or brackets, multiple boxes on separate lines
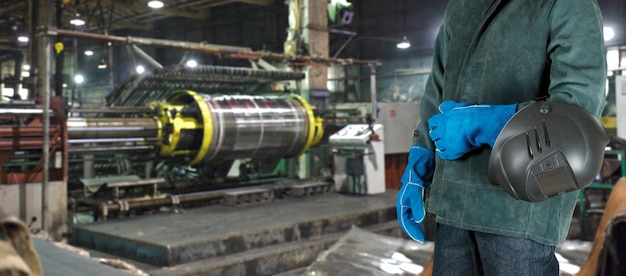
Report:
397,146,435,243
428,100,517,160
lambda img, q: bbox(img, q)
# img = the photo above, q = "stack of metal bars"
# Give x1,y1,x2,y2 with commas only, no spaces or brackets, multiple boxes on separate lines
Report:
106,65,306,107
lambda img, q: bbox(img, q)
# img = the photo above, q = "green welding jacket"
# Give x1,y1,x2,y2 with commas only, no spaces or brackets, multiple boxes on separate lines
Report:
414,0,607,246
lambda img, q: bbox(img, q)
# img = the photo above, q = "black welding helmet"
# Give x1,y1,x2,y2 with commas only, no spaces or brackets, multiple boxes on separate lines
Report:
488,102,609,202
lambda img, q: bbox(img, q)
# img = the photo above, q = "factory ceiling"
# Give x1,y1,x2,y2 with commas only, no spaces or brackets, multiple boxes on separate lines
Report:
0,0,625,60
65,0,275,31
0,0,278,58
0,0,274,34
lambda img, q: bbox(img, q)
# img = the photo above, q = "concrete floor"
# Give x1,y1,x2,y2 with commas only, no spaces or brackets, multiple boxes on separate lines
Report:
71,190,400,275
35,188,604,275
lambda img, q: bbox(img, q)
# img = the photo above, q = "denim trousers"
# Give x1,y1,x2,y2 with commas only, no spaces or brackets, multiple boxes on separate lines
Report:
433,223,559,276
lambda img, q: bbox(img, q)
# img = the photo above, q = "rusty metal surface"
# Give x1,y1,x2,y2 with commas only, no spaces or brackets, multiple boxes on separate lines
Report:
72,190,397,267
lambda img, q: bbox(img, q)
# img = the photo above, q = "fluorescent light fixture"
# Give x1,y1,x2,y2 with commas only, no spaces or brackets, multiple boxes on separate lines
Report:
17,35,29,43
604,26,615,41
148,0,164,8
84,50,94,56
74,74,84,84
136,65,145,74
98,59,107,69
185,59,198,68
70,13,85,26
397,36,411,49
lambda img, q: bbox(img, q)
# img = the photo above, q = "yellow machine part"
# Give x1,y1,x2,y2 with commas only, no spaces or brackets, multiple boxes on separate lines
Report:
149,90,213,165
150,91,324,165
292,94,324,155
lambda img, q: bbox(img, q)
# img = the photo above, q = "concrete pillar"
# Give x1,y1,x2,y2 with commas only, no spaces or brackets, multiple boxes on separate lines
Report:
284,0,329,93
31,0,67,239
301,0,329,93
285,0,329,179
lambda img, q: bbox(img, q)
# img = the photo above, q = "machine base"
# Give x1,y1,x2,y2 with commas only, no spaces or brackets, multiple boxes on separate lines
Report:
72,190,403,275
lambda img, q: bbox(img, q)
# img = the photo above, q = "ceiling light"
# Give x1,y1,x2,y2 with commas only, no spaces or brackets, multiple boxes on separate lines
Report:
148,0,164,9
136,65,145,74
17,35,29,43
84,50,94,56
70,13,85,26
74,74,84,84
185,59,198,68
397,36,411,49
23,64,30,71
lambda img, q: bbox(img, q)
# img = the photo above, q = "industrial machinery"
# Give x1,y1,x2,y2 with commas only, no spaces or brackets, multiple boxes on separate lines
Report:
329,124,385,195
0,98,67,185
0,64,335,235
72,88,324,172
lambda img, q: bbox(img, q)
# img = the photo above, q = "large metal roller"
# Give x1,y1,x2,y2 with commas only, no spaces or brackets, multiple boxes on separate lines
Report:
67,91,324,165
152,90,324,165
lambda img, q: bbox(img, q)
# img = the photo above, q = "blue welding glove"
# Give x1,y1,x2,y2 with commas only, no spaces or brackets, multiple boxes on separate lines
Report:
428,100,517,160
397,146,435,243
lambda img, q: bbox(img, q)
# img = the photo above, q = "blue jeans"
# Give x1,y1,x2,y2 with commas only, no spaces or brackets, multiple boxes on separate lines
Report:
433,223,559,276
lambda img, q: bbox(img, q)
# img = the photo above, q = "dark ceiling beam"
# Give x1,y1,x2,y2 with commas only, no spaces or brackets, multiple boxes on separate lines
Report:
235,0,274,5
0,2,25,16
169,0,236,10
108,21,154,31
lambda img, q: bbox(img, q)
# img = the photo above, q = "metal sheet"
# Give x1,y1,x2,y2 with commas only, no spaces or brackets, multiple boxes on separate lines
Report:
72,191,397,267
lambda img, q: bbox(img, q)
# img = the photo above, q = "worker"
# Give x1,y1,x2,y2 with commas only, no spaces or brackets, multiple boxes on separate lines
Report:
578,177,626,276
0,210,42,276
396,0,607,275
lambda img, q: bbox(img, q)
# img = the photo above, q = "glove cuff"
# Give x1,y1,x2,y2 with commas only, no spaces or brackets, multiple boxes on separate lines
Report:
403,146,436,187
487,103,518,147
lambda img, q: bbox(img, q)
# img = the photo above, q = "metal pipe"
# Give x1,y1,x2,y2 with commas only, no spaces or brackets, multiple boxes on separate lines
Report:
70,107,156,114
40,28,52,232
131,44,163,69
67,117,159,139
68,145,154,153
69,127,156,132
369,65,378,122
82,190,224,213
82,180,332,219
68,137,159,144
0,140,61,148
105,178,165,188
0,108,45,115
46,28,382,66
13,52,23,99
0,126,60,136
